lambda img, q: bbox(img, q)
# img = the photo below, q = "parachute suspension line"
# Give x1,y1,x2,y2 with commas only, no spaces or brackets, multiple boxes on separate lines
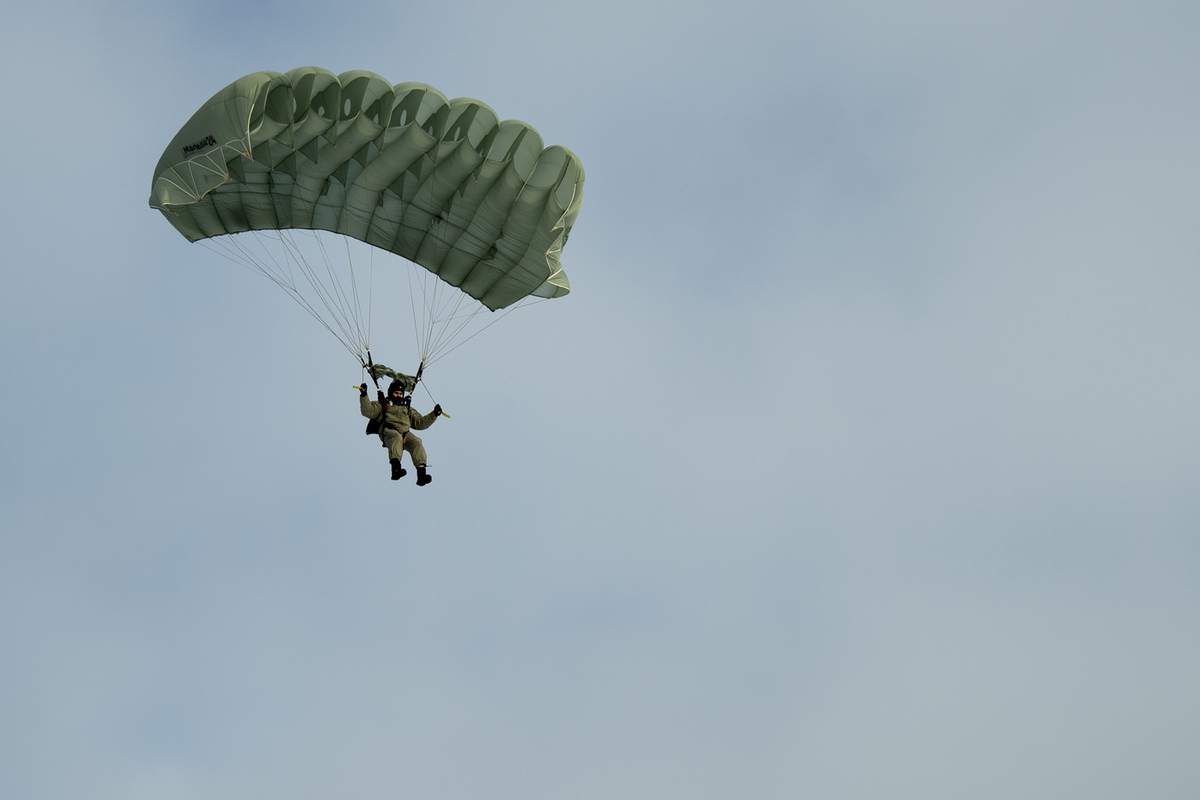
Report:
421,127,447,364
272,229,368,360
197,234,363,363
419,244,448,364
424,292,485,365
229,191,370,361
305,229,368,355
338,231,370,354
415,256,450,364
414,258,433,360
412,259,481,366
410,257,429,364
420,139,462,363
423,265,464,362
422,296,550,369
366,244,375,355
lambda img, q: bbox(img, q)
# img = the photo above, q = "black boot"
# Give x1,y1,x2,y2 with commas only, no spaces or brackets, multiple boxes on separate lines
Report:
416,465,432,486
390,459,407,480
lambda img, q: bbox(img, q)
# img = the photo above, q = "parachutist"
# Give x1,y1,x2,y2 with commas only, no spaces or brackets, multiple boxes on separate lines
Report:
152,69,581,458
360,379,438,486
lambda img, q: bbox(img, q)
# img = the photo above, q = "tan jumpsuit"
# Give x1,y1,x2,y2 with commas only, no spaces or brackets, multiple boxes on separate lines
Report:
360,396,438,467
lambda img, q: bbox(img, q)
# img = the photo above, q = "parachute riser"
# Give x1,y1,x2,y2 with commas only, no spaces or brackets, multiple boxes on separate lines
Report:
362,356,446,416
364,350,382,391
399,361,425,408
361,349,389,441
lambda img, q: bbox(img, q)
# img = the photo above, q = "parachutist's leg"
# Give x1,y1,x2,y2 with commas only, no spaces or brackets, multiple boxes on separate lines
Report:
406,434,432,485
383,430,407,480
383,429,407,475
403,434,427,468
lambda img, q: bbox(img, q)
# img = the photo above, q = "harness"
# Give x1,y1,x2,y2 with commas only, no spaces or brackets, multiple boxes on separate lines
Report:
360,351,444,445
363,350,416,444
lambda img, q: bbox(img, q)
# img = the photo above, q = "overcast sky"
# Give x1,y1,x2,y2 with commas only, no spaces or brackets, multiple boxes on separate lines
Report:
2,2,1199,798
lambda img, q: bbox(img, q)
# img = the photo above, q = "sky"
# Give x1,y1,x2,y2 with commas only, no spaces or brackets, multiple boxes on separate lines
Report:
2,1,1199,798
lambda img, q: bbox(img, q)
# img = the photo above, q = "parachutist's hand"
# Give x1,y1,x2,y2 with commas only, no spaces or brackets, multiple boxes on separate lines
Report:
358,384,367,396
434,404,442,416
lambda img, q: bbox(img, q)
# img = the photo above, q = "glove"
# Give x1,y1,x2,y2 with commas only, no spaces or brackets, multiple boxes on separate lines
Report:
434,404,443,416
358,384,367,397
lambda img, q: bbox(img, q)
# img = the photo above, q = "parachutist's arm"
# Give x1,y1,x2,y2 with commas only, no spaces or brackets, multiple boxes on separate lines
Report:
360,395,382,420
409,408,438,430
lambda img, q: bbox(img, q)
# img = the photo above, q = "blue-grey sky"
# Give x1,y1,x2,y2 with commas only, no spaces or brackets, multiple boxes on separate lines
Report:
2,2,1199,798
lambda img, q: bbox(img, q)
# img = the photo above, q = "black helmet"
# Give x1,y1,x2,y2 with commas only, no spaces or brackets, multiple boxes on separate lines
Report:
387,379,406,396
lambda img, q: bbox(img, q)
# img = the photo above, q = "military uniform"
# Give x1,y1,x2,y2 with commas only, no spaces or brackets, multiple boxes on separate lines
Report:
360,395,438,467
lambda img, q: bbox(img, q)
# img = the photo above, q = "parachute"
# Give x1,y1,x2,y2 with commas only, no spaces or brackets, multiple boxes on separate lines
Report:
149,67,584,381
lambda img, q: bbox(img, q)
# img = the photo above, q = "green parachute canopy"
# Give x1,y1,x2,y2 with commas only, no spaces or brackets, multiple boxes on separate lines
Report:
149,67,583,320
